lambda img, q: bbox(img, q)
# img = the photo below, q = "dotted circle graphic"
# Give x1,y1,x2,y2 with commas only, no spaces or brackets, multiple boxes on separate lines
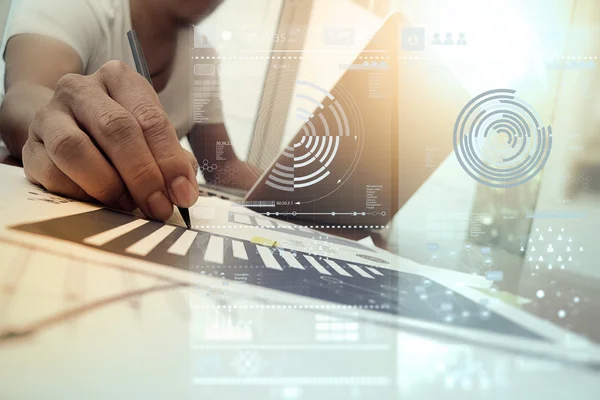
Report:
453,89,553,188
265,79,361,193
247,70,365,201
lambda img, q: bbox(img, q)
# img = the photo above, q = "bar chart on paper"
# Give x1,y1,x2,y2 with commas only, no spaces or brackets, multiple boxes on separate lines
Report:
9,208,545,340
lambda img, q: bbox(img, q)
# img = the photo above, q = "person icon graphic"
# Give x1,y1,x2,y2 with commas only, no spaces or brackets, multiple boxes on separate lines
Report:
432,32,442,45
457,33,467,45
443,33,454,45
408,34,420,47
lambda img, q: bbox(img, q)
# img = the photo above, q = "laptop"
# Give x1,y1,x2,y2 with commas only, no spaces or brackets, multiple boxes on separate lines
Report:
200,12,470,227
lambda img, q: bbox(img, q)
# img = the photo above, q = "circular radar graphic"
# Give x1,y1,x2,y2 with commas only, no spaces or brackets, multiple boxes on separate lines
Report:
453,89,553,188
265,80,362,193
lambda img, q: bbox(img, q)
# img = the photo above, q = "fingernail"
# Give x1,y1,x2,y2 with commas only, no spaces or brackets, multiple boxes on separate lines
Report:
118,193,136,212
193,164,200,174
147,191,173,221
170,176,198,207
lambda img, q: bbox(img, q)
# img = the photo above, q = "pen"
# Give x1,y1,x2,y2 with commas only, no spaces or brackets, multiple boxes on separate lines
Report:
127,30,192,229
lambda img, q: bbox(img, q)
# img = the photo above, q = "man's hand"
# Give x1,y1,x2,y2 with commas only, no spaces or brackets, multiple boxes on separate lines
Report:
22,60,199,221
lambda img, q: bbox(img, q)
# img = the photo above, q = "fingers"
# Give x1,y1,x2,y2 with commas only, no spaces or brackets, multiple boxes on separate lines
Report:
53,71,173,220
29,61,199,221
22,137,94,202
30,106,135,211
96,61,198,207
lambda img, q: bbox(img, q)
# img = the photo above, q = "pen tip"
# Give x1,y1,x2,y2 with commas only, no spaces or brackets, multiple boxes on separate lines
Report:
179,207,191,229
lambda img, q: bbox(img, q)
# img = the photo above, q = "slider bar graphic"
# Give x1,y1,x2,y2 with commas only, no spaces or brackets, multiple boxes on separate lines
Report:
227,212,376,253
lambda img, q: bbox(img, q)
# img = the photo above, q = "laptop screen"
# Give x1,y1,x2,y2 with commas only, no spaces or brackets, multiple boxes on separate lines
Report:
244,13,400,227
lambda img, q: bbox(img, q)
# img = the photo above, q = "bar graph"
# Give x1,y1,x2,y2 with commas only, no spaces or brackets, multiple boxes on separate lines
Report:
10,208,545,340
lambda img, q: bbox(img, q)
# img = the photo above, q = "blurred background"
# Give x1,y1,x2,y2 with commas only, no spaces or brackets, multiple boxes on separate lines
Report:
2,0,599,339
189,0,600,340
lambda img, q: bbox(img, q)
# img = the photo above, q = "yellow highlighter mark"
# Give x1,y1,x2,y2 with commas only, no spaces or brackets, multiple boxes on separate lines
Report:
251,237,278,247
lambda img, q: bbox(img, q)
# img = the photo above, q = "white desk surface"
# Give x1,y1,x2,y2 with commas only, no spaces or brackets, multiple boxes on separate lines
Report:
0,164,599,400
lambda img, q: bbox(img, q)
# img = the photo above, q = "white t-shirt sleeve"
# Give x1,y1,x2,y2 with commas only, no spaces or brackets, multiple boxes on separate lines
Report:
4,0,102,66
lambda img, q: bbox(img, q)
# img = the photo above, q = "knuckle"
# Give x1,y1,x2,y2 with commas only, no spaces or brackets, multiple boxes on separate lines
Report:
150,134,176,161
21,141,35,176
30,106,54,137
55,73,86,100
96,109,139,145
56,73,84,89
128,160,157,186
98,60,130,78
22,137,35,157
46,132,86,161
130,104,179,162
156,150,179,166
94,179,123,201
24,168,37,185
132,103,170,135
184,149,198,164
31,106,50,125
41,163,62,193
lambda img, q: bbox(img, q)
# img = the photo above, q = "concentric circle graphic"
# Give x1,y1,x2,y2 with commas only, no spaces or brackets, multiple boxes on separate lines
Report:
453,89,553,188
249,73,364,199
266,80,354,192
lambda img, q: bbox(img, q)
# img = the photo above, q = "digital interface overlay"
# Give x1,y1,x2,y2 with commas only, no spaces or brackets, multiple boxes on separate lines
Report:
190,13,399,228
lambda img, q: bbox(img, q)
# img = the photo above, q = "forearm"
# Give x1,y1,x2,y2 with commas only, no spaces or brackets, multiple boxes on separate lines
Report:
0,83,54,160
